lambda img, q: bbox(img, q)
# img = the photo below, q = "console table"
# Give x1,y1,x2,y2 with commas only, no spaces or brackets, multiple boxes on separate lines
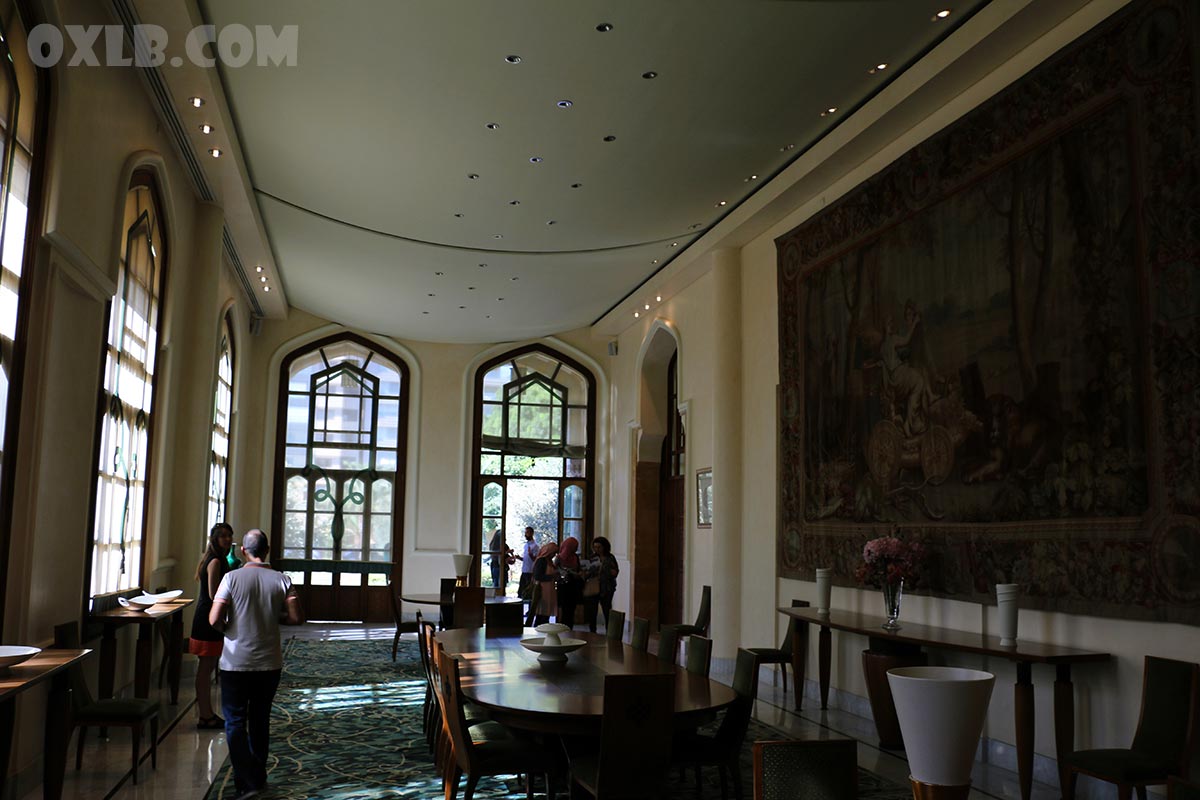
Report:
779,606,1110,800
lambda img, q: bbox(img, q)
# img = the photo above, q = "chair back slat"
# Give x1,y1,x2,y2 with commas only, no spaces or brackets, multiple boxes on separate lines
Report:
595,673,675,797
630,617,650,652
451,587,485,629
658,625,682,665
686,635,713,677
1132,656,1200,772
485,601,524,636
606,609,626,641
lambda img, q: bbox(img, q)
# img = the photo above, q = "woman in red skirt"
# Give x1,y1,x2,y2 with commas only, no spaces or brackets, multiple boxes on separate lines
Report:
189,523,234,728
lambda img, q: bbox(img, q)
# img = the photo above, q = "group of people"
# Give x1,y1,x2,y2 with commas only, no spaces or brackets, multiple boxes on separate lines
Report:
188,523,304,800
520,527,619,632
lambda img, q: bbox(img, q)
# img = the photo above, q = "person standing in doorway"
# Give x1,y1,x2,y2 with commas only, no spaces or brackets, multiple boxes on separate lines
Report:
210,529,304,800
518,526,539,600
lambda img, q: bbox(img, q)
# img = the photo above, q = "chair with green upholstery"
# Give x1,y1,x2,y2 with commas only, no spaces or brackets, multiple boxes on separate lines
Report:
54,621,160,785
685,635,713,677
606,609,625,642
630,617,650,652
657,625,682,665
747,598,808,695
1064,656,1199,800
668,585,711,639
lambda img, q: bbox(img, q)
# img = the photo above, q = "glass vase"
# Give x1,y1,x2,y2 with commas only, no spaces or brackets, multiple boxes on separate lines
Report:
881,578,904,631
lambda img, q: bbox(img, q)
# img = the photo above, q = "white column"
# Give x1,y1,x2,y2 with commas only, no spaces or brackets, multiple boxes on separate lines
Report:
710,248,742,658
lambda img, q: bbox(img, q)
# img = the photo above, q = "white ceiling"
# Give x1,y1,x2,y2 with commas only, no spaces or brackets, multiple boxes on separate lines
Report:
197,0,986,343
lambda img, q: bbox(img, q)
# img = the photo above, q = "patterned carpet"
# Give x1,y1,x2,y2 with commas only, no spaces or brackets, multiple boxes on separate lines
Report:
204,638,910,799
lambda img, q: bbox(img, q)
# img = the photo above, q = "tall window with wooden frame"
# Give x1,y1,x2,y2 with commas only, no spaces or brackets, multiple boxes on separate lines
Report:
206,312,234,531
471,345,595,595
89,172,167,597
0,1,46,636
272,334,409,622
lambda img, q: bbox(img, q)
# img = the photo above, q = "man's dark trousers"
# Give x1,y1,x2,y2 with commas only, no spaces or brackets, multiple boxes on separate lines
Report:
221,669,282,793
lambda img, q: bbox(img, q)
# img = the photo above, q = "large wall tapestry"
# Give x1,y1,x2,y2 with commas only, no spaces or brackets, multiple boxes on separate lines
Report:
776,0,1200,623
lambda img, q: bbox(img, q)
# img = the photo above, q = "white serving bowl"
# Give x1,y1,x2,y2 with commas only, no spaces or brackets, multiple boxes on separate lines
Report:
126,595,162,608
520,636,588,666
144,589,183,602
0,645,41,673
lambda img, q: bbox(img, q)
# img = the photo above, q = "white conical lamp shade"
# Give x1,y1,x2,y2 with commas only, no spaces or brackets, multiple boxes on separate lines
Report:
887,666,995,788
451,553,474,578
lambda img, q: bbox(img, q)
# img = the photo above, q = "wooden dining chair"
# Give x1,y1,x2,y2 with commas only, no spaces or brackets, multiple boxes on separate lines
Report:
752,739,857,800
1063,655,1199,800
416,615,439,750
388,577,418,661
658,625,682,665
747,598,808,694
567,673,676,799
439,577,459,629
606,609,625,642
630,617,650,652
54,621,160,785
437,648,555,799
485,601,525,636
686,635,713,677
671,585,712,639
451,587,486,630
672,648,763,800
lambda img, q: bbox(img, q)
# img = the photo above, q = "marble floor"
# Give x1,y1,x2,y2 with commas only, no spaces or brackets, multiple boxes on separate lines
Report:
27,623,1071,800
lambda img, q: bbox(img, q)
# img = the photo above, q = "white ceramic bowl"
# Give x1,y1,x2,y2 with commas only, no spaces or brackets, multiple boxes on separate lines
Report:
126,595,161,608
0,645,41,672
520,636,588,666
144,589,183,602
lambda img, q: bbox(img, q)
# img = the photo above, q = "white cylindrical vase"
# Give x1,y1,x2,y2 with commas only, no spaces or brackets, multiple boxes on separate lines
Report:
996,584,1019,646
887,666,995,790
815,568,833,614
451,553,474,585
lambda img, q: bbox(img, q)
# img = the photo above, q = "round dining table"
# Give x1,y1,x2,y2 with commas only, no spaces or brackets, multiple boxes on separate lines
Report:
435,627,738,735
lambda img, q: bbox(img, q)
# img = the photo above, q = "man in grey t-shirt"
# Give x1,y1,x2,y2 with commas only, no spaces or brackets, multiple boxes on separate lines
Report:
210,529,303,799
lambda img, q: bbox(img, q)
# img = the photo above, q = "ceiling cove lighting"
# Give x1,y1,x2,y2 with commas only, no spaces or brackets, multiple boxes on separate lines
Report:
199,124,215,134
189,96,204,108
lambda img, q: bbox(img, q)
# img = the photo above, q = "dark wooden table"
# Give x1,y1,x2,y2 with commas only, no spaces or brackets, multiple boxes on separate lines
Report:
401,593,524,606
779,606,1110,800
90,598,193,703
0,648,91,800
436,628,738,735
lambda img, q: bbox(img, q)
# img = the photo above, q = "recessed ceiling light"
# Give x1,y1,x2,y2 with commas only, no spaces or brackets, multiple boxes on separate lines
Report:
530,156,543,163
479,263,487,268
511,276,519,281
209,148,222,158
468,173,479,180
486,315,492,319
547,220,557,225
199,123,215,134
869,63,889,74
486,122,499,130
453,213,464,218
459,305,466,309
780,143,795,151
428,293,435,297
435,271,444,276
821,107,838,117
716,200,727,207
494,234,504,239
642,71,657,79
656,295,662,302
189,96,204,108
670,242,679,248
652,259,658,264
255,265,264,273
498,297,504,301
263,285,271,292
423,311,429,315
509,200,521,206
644,303,650,310
934,9,951,20
505,55,522,64
571,183,582,189
596,23,613,32
468,286,476,290
557,100,573,108
689,223,702,229
634,311,640,318
745,174,759,182
603,135,617,142
259,276,267,283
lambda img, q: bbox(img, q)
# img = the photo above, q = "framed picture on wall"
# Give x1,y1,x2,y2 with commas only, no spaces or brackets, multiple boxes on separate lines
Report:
696,468,713,527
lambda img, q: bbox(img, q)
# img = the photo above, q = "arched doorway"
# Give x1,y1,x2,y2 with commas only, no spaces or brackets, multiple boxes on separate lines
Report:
632,325,683,628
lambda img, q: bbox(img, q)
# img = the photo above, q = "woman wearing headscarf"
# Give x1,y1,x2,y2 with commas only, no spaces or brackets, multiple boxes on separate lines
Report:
531,541,559,626
555,536,583,629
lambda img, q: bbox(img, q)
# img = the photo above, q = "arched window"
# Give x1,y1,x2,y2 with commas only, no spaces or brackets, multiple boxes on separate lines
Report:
471,345,595,594
272,334,409,622
89,171,167,596
206,312,235,531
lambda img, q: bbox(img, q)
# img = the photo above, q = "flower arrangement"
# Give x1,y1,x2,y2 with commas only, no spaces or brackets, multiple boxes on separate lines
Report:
855,532,924,588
